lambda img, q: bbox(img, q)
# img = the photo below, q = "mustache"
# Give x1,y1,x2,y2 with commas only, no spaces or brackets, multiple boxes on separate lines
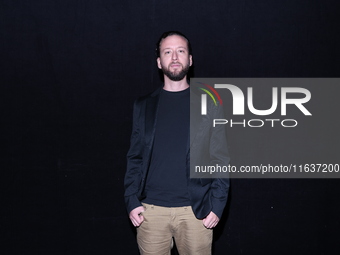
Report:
169,62,182,66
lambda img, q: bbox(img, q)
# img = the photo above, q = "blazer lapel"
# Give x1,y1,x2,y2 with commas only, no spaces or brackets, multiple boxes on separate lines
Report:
145,88,161,147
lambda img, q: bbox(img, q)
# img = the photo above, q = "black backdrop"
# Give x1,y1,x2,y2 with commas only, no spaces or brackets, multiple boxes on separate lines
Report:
2,0,340,254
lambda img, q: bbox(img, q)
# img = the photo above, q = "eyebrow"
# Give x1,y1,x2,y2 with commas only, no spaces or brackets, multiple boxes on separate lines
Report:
162,46,187,51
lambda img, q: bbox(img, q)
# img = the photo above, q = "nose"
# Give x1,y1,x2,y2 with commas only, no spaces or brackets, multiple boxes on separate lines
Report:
172,51,178,60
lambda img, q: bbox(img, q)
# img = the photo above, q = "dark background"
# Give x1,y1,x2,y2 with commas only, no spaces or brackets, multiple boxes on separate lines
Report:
2,0,339,254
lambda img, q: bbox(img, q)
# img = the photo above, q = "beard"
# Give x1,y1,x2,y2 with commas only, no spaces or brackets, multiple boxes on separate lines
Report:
161,62,190,81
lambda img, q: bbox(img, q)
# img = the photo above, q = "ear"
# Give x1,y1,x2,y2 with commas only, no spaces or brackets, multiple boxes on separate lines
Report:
157,57,162,69
189,55,193,67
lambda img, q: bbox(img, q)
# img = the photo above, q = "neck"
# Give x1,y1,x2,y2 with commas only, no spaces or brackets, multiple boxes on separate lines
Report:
163,76,189,92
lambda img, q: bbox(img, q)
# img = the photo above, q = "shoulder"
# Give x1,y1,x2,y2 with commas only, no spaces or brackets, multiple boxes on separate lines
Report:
135,87,162,104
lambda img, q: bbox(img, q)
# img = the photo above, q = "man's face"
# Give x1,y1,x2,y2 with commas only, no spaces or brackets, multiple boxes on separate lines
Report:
157,35,193,81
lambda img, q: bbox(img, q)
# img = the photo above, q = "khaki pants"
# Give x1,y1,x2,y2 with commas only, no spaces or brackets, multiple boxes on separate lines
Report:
137,203,213,255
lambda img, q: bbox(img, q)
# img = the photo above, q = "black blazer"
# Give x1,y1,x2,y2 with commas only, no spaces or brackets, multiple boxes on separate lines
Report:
124,87,230,219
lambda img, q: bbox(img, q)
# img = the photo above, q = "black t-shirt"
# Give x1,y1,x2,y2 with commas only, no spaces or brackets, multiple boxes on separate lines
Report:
143,87,190,207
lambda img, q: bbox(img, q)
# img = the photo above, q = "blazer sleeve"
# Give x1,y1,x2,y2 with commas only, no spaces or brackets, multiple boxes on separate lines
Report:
208,100,230,219
124,99,144,213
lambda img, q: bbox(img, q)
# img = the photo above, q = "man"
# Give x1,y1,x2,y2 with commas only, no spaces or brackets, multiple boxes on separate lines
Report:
124,31,230,255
